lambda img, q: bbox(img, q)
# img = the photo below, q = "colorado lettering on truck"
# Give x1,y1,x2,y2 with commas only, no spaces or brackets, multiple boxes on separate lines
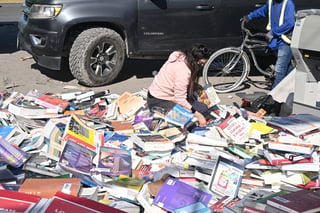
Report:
17,0,318,87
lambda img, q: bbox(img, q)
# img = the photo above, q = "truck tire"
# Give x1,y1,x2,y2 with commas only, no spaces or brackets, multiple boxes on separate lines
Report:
69,28,125,87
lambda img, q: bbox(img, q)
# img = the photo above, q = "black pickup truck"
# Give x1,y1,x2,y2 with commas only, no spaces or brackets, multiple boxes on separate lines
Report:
17,0,318,87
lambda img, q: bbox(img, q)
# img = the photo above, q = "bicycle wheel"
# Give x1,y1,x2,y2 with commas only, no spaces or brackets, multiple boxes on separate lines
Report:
202,47,250,93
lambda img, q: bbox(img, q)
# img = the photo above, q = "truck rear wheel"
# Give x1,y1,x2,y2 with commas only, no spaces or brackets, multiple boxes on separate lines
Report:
69,28,125,87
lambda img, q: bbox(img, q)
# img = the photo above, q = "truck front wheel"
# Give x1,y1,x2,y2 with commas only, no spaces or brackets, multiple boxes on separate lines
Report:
69,28,125,87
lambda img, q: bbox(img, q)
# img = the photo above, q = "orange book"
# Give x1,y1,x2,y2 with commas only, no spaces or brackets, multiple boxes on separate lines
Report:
115,92,146,118
19,178,81,198
111,120,134,134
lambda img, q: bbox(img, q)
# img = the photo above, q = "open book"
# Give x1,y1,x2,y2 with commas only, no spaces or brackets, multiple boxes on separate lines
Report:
266,113,320,137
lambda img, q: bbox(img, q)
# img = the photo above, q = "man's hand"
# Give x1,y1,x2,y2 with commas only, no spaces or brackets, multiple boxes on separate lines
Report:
240,15,250,23
265,31,273,42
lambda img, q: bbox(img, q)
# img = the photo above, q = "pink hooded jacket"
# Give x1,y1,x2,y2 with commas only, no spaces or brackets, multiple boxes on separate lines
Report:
148,51,192,110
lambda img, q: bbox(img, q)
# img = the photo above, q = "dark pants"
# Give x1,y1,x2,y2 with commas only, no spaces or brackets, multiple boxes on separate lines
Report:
147,92,210,118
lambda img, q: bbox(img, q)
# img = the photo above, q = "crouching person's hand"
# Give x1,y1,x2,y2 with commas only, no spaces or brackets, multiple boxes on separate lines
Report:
194,111,207,127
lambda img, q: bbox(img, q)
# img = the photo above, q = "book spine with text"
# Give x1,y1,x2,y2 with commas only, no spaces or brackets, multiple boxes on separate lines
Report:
268,141,314,155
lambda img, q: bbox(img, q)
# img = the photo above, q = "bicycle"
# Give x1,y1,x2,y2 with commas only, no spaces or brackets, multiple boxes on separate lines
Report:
202,20,275,93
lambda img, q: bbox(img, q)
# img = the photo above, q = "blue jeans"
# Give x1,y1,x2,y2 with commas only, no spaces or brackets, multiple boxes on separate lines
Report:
272,44,294,89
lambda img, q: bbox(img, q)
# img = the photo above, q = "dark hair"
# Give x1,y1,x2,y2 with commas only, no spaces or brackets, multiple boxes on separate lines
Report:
184,43,211,99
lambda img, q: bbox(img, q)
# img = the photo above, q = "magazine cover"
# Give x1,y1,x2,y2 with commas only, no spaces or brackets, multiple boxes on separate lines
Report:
209,156,245,199
91,146,132,176
59,140,96,174
64,113,104,151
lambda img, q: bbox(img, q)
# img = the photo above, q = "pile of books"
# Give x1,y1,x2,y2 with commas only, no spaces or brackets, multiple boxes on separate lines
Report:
0,88,319,213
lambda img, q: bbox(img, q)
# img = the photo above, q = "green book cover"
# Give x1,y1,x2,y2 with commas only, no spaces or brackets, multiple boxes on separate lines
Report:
226,144,258,159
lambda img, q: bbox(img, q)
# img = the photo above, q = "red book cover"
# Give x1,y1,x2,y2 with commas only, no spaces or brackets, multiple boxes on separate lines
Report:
43,192,125,213
266,189,320,213
0,189,41,212
36,94,70,113
258,158,313,166
210,195,232,211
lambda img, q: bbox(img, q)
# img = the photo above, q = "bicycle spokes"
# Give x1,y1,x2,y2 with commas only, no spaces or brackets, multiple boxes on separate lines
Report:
203,48,250,93
223,53,244,73
209,52,245,76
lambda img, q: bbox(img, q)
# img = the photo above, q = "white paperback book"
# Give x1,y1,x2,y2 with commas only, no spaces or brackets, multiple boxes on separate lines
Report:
267,113,320,137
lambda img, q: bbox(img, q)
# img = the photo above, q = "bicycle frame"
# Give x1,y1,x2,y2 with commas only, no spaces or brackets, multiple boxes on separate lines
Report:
239,21,273,77
202,20,275,93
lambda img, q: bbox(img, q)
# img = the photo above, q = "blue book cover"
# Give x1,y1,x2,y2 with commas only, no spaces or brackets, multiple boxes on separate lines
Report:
164,104,194,127
173,202,211,213
0,125,17,140
153,177,212,212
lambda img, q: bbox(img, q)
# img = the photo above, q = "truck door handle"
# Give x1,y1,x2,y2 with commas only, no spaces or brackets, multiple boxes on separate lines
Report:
195,5,213,11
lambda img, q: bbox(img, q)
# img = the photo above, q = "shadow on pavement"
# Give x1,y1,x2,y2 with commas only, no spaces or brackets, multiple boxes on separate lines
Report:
29,56,166,84
114,58,165,82
30,55,273,89
31,63,75,83
29,58,166,85
0,21,18,53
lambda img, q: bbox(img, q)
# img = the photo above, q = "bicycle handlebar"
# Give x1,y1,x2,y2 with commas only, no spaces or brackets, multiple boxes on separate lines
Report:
240,19,266,38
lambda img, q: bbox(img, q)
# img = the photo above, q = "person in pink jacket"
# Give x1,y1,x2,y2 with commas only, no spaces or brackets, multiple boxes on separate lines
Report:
147,44,211,126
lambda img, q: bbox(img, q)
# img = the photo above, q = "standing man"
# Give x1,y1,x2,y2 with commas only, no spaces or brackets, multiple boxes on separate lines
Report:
242,0,295,89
